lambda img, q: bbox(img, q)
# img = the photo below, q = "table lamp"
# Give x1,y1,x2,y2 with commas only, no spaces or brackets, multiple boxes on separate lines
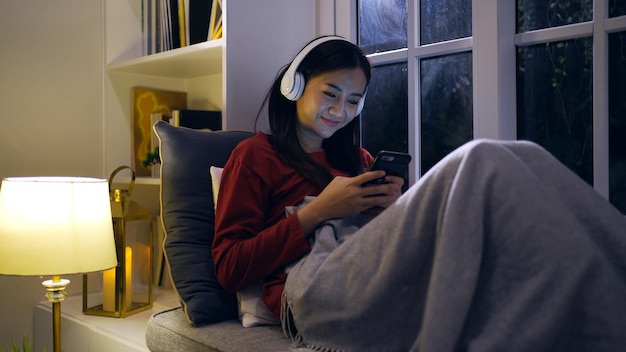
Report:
0,177,118,352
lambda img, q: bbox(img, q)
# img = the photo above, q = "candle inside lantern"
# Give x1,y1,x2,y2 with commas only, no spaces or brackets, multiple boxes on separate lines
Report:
125,246,133,308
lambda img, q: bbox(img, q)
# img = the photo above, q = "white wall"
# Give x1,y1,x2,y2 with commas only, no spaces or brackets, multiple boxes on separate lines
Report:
0,0,319,347
0,0,105,347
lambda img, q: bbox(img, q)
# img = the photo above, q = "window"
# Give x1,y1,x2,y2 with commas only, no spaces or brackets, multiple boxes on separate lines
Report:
346,0,626,213
515,0,626,213
418,0,473,174
609,30,626,212
420,0,472,44
358,0,407,53
516,2,594,183
360,63,409,155
420,52,473,172
610,0,626,17
357,0,408,158
358,0,472,176
516,38,594,184
517,1,592,31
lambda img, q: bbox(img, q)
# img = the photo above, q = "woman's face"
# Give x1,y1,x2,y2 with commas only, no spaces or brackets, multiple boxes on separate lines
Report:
295,67,367,151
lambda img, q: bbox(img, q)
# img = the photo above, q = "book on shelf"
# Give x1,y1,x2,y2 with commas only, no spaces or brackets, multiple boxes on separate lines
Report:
142,0,156,55
171,109,222,131
158,0,171,52
189,0,212,44
153,0,175,51
150,113,171,149
177,0,187,47
169,0,181,49
208,0,223,41
142,0,222,54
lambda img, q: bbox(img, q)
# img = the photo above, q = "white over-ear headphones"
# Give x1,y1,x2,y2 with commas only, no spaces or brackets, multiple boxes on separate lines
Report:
280,36,367,116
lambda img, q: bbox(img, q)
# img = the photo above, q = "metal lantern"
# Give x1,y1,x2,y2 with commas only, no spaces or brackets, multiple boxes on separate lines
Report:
83,166,153,317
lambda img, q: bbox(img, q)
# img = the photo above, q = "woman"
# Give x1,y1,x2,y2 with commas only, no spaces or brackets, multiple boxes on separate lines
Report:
213,36,626,351
212,35,403,317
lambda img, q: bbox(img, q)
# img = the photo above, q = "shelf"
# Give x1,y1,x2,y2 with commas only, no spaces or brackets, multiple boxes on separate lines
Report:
111,177,160,186
34,288,179,352
107,39,224,79
134,177,160,186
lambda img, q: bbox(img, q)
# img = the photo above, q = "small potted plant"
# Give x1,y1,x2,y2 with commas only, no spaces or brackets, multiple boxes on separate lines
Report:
141,146,161,178
0,336,43,352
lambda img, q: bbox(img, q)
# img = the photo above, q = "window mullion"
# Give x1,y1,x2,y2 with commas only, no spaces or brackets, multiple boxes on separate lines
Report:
605,15,626,32
367,48,409,65
472,0,516,140
593,0,610,198
408,0,418,181
415,38,472,58
514,22,593,46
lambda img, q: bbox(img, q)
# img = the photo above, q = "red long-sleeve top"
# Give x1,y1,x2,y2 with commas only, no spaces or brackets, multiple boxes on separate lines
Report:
212,132,373,318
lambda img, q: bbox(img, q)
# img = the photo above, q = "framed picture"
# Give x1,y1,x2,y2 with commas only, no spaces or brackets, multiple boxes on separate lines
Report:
131,87,187,176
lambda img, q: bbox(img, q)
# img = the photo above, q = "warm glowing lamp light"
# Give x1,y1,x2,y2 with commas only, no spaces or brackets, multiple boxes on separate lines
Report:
0,177,117,352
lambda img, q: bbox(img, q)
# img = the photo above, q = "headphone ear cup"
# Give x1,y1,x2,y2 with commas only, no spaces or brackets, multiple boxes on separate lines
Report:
290,72,305,101
355,92,366,116
281,71,304,101
280,72,294,99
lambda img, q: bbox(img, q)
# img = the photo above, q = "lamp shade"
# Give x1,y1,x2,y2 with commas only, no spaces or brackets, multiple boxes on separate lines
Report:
0,177,117,276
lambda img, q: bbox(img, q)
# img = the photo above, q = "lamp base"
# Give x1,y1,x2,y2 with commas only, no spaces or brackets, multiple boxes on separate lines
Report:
42,276,70,352
42,277,70,303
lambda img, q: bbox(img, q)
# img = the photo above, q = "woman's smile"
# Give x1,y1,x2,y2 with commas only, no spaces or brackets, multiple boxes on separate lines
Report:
321,116,340,127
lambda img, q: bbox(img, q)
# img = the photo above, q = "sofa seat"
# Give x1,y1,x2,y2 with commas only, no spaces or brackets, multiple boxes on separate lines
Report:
145,307,294,352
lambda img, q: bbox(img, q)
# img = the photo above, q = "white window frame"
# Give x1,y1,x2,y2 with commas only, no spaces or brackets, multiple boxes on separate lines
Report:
318,0,626,198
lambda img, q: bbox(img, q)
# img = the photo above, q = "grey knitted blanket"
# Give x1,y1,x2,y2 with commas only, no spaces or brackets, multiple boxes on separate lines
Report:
282,139,626,352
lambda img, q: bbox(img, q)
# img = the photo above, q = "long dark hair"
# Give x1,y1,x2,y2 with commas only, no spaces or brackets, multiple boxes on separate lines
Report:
256,37,372,190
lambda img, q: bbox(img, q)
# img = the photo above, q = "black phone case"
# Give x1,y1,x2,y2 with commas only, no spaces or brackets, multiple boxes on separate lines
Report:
363,150,412,185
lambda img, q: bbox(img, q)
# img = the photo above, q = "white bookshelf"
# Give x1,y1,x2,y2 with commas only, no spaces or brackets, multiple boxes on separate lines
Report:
103,0,318,178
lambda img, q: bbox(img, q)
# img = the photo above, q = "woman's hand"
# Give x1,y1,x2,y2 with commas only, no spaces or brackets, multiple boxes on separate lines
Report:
296,171,403,236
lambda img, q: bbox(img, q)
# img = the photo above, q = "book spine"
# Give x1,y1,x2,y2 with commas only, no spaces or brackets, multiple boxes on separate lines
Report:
177,0,187,47
171,110,180,127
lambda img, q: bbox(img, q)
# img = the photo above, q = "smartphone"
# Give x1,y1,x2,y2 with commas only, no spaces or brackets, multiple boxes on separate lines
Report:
363,150,412,186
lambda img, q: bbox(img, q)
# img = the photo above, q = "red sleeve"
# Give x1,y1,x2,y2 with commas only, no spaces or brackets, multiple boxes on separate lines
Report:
360,147,375,169
212,151,311,293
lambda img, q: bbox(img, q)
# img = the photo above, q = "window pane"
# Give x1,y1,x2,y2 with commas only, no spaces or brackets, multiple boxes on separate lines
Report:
609,0,626,18
358,0,407,53
609,31,626,214
517,0,592,33
420,0,472,45
361,63,409,155
420,53,473,174
517,38,593,184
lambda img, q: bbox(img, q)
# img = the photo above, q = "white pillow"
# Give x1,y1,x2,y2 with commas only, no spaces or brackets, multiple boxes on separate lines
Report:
209,166,223,209
236,283,281,327
209,166,280,327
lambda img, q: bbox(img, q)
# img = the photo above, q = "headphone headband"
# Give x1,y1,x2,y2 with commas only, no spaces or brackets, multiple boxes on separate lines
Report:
280,36,347,101
280,36,367,116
